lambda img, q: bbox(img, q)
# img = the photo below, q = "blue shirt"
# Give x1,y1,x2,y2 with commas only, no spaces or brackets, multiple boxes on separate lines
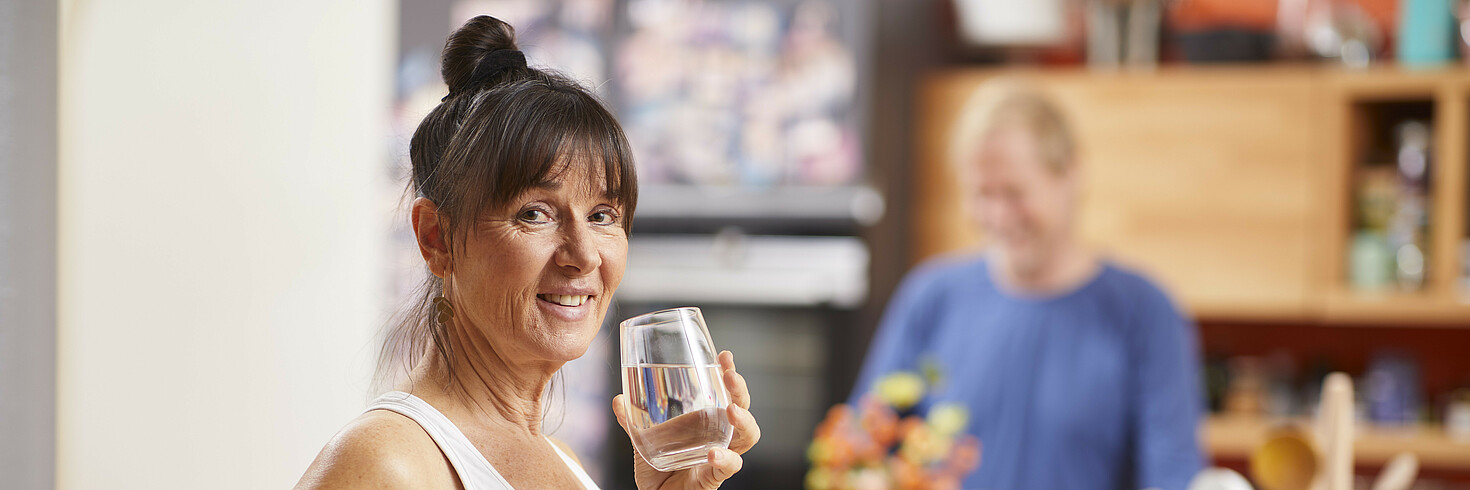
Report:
851,255,1205,490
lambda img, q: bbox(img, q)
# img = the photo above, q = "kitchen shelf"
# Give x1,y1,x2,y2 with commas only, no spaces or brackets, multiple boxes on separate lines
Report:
1204,415,1470,470
1320,288,1470,326
1324,66,1466,100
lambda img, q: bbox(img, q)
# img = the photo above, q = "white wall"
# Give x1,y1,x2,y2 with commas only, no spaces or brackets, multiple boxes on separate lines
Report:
58,1,395,487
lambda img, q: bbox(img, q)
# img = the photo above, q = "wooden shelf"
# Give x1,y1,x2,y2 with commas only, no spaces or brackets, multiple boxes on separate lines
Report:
1323,66,1470,100
1320,288,1470,326
1204,415,1470,470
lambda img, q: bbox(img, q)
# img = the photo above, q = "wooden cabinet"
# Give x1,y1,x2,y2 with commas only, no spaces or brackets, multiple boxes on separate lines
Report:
1317,70,1470,325
914,67,1470,325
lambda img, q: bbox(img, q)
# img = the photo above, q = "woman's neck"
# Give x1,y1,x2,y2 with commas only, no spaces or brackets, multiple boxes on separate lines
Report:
406,318,561,437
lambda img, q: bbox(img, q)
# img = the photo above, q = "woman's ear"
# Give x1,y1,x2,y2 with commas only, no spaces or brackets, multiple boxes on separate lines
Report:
411,197,452,278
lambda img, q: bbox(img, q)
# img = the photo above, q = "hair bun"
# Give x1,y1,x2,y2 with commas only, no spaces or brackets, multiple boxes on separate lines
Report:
441,15,520,96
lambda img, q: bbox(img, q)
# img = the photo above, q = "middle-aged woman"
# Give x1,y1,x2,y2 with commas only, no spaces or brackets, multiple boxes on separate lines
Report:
296,15,760,490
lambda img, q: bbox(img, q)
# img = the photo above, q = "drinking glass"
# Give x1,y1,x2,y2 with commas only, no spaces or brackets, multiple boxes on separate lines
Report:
620,307,733,471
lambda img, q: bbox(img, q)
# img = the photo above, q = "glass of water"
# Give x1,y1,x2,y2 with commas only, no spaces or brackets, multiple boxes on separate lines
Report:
620,307,733,472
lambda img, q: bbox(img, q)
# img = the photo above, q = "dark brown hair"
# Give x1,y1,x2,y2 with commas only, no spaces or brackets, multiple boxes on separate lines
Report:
376,15,638,391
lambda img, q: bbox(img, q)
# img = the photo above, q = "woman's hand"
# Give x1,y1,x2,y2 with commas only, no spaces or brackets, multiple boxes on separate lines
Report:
612,350,762,490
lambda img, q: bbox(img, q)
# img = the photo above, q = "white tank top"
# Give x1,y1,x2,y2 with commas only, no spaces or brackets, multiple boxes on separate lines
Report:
366,391,601,490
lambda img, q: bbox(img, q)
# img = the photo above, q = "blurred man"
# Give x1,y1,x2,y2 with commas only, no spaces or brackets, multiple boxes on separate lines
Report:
851,79,1205,489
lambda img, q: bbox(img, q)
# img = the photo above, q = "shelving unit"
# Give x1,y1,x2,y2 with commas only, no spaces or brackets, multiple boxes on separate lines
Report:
1318,69,1470,326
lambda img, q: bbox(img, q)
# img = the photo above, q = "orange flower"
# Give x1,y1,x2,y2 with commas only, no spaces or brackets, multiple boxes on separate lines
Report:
890,456,925,490
859,396,900,447
947,435,981,476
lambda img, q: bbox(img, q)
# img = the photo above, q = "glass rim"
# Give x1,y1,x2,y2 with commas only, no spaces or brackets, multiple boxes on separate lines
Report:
619,306,703,329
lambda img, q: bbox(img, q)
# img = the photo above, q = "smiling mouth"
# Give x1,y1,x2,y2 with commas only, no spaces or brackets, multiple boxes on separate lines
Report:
537,294,591,307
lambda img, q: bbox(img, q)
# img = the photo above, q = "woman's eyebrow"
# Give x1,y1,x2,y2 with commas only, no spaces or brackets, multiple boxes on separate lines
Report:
533,175,613,197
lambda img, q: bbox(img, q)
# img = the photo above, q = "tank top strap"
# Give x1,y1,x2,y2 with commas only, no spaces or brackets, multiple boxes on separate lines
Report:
545,436,602,489
365,391,514,490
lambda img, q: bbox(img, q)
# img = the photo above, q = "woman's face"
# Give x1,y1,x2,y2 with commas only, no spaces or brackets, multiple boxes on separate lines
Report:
445,158,628,365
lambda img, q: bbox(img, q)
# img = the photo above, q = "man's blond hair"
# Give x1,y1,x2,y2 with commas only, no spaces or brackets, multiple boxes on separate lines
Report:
949,78,1076,174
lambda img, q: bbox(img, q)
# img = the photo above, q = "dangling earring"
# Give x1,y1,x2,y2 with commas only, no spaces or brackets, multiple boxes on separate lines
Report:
428,296,457,365
432,296,455,326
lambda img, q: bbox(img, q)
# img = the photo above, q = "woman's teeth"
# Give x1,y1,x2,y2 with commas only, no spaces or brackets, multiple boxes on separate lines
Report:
539,294,589,307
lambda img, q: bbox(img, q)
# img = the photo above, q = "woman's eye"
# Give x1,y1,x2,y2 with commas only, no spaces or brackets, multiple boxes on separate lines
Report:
518,209,550,223
589,210,618,225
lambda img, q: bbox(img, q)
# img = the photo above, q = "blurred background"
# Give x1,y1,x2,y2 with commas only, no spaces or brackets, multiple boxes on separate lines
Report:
5,0,1470,488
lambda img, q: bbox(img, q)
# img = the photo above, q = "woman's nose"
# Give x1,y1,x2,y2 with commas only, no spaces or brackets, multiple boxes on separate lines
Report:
555,222,602,275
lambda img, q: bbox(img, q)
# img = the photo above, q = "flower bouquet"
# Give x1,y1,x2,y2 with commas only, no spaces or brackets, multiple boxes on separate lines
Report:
806,368,981,490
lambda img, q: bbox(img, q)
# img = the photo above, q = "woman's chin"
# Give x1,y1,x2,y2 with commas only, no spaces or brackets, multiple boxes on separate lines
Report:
536,337,597,364
531,321,602,362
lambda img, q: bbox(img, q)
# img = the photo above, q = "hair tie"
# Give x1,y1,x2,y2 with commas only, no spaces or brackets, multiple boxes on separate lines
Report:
442,49,527,101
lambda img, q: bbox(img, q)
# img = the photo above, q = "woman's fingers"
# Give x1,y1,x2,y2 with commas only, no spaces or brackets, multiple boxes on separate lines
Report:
611,394,631,433
697,448,743,489
719,351,751,410
718,349,759,455
726,403,761,454
723,369,751,411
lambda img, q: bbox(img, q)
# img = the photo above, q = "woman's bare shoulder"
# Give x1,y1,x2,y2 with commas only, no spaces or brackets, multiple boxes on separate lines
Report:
294,410,458,490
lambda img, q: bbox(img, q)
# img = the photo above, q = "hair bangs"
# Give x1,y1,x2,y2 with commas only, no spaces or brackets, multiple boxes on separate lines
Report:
446,80,637,238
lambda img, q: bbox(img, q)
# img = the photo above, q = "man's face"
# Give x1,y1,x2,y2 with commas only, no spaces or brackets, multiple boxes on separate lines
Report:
961,125,1076,277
